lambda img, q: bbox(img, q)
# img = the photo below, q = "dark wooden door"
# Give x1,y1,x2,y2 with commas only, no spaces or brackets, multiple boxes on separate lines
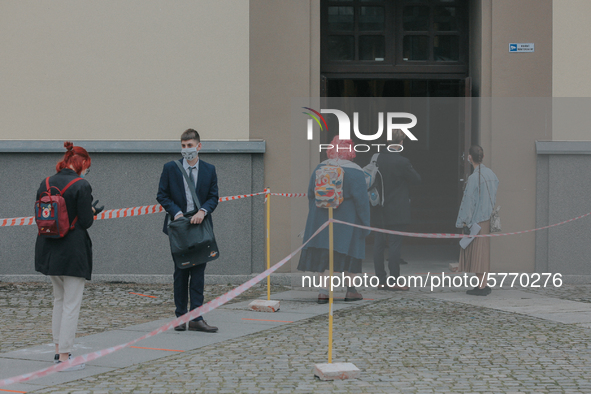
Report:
458,77,472,208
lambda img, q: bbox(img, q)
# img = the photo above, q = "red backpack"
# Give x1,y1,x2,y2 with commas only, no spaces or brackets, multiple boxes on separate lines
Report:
35,177,82,238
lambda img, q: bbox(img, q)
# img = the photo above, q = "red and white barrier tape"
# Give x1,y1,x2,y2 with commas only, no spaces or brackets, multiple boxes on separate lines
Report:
0,216,36,227
96,204,164,220
0,190,272,227
219,190,268,202
0,220,330,388
1,189,588,238
270,192,307,198
332,210,591,238
263,189,307,202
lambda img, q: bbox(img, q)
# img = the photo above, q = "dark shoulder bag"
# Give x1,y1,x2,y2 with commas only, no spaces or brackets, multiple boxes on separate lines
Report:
167,161,220,269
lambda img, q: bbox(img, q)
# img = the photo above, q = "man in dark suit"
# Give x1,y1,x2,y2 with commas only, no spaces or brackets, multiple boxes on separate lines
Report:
373,129,421,291
157,129,219,332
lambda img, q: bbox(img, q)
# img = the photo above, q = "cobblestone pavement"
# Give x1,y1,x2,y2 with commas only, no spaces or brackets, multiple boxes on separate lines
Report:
524,284,591,304
17,286,591,394
0,282,289,354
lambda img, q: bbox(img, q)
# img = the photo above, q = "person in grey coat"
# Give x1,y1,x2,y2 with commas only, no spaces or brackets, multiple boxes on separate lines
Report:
35,142,102,370
456,144,499,296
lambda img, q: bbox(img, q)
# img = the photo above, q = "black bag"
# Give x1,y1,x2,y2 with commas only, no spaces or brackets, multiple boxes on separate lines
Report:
167,161,220,269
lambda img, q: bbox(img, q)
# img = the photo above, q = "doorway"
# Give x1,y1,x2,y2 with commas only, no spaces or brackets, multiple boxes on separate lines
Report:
319,0,471,272
323,78,468,245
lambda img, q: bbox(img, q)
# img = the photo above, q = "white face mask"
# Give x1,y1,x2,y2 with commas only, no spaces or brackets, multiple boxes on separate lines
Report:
181,147,198,161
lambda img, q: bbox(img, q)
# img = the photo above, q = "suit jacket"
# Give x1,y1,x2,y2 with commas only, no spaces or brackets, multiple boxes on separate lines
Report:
156,158,219,235
35,168,94,280
374,152,421,227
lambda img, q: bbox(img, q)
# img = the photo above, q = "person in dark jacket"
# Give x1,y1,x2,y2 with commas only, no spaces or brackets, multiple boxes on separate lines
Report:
157,129,219,333
35,141,102,370
372,129,421,290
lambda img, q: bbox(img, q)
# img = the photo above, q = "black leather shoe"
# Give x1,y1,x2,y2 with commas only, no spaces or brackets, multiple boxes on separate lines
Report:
466,287,488,296
173,323,186,331
188,320,218,332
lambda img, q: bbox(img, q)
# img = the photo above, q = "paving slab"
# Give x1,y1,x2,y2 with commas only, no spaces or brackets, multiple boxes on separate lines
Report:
426,288,591,326
0,355,114,387
0,381,41,393
0,289,378,392
0,359,54,381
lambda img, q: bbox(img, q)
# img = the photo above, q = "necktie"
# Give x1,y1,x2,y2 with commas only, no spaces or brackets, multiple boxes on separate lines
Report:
188,166,196,186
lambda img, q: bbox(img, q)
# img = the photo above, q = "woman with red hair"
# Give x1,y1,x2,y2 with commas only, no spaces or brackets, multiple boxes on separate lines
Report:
297,136,371,303
35,142,102,370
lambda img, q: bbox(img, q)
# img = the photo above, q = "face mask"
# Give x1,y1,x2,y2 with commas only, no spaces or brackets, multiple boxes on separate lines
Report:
181,147,198,161
81,168,90,178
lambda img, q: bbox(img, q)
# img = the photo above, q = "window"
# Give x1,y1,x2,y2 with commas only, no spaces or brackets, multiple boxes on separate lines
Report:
402,2,462,62
321,0,468,75
326,1,388,62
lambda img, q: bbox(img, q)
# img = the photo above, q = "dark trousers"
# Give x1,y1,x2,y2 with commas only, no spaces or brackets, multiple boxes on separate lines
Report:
173,263,207,322
373,225,406,284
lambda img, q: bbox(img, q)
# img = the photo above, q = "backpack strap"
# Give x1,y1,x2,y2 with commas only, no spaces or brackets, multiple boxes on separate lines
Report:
61,177,83,194
44,177,82,196
69,216,79,230
62,178,83,229
377,169,385,206
43,177,57,197
48,177,83,230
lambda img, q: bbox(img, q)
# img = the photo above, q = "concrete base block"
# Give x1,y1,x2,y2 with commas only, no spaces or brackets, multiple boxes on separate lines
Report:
248,299,280,312
313,362,360,380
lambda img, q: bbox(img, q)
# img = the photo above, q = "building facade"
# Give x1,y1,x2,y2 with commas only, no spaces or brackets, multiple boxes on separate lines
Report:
1,0,590,282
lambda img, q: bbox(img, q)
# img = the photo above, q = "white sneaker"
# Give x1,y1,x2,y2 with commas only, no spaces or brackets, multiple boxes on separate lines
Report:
57,354,85,371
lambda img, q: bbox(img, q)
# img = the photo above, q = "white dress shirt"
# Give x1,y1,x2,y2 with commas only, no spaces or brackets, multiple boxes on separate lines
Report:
174,158,207,219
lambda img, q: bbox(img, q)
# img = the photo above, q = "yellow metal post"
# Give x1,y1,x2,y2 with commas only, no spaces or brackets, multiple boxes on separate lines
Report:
266,188,271,301
328,207,334,363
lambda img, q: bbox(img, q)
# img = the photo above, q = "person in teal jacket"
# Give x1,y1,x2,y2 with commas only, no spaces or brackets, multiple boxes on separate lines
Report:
456,145,499,296
297,137,371,304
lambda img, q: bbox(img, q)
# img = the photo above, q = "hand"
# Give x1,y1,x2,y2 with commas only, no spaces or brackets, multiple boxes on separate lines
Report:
190,210,205,224
92,200,104,215
174,213,183,221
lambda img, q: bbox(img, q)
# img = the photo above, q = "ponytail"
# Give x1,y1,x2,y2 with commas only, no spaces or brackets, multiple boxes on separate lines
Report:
56,141,91,175
469,145,484,164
